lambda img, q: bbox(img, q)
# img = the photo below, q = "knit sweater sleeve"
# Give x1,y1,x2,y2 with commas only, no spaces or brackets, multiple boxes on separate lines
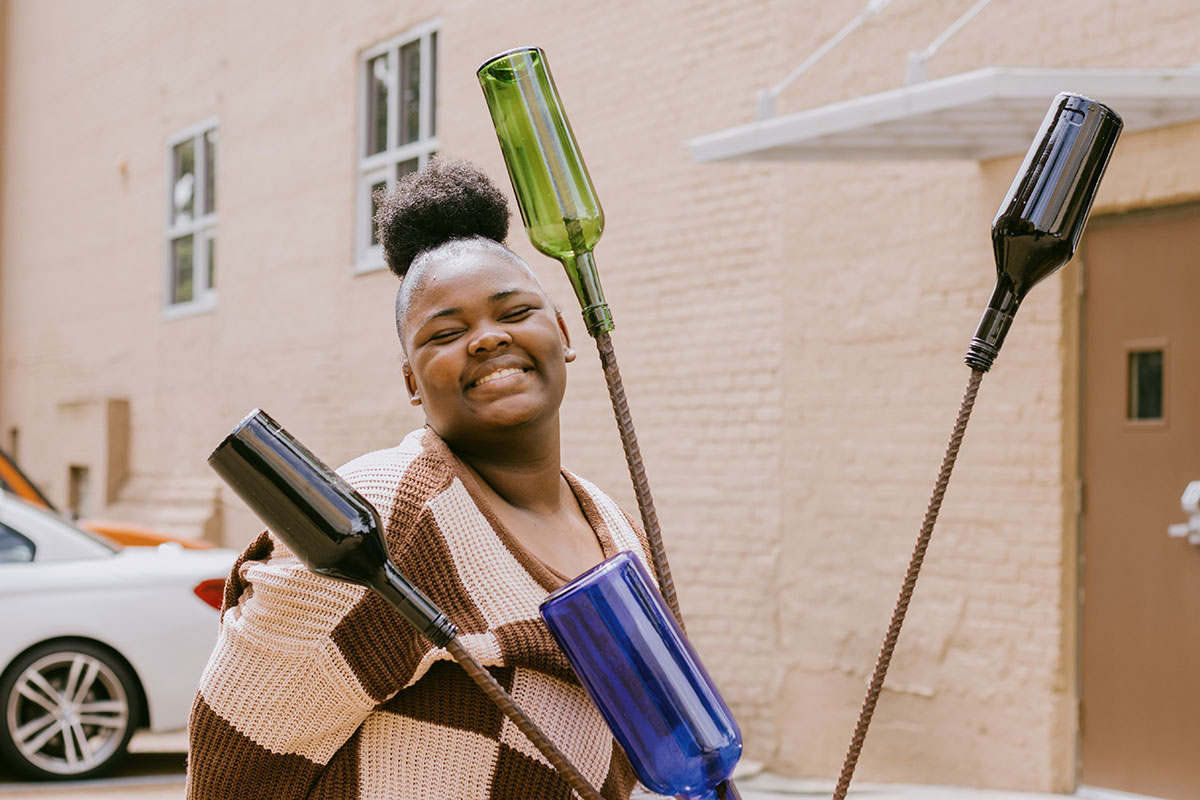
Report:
186,435,444,800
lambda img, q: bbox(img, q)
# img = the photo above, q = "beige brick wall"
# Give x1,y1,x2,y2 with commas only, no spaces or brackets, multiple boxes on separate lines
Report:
3,0,1200,791
761,1,1200,789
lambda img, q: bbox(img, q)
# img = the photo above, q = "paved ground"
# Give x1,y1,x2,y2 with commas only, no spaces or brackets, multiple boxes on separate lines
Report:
0,758,184,799
732,773,1077,799
0,773,1083,800
0,732,186,800
0,732,1103,800
0,775,1088,800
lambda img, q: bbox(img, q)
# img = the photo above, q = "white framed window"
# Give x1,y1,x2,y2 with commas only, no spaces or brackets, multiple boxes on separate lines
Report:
355,20,440,273
165,118,218,316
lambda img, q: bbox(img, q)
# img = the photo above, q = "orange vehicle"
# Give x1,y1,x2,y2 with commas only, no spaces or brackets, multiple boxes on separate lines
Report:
0,448,212,549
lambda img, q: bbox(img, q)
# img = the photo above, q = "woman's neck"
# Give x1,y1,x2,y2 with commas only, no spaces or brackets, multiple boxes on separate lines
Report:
445,422,565,515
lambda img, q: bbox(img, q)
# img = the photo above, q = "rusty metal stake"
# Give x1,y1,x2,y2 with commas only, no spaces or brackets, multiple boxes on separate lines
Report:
831,368,984,800
593,330,683,628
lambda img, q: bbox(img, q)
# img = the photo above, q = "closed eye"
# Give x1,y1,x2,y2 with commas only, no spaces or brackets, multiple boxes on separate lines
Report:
425,328,465,343
501,307,535,322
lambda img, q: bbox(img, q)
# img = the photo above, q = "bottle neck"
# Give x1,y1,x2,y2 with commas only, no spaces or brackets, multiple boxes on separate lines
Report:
561,250,614,336
964,275,1020,373
378,561,458,647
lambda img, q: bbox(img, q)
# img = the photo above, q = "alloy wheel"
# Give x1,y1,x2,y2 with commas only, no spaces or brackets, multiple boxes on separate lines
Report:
4,649,132,777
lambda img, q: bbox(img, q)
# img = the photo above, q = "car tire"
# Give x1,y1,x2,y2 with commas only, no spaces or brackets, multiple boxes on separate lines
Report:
0,640,143,780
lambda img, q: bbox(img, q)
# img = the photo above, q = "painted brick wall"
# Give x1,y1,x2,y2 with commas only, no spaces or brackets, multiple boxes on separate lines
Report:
2,0,1200,791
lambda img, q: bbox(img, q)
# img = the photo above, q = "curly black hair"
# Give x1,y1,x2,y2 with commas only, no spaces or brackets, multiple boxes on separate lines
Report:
374,157,511,279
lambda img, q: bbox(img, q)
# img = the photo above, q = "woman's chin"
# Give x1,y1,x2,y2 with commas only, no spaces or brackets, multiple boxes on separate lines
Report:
479,408,547,432
461,397,556,435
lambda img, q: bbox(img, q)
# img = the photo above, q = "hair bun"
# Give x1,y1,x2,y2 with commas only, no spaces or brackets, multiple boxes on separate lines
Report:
374,157,511,278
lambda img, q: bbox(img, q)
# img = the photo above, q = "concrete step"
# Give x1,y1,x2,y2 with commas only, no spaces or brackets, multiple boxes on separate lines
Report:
99,473,221,542
106,474,220,505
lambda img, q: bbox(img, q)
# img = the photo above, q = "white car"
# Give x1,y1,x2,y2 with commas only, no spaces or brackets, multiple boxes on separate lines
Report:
0,492,237,779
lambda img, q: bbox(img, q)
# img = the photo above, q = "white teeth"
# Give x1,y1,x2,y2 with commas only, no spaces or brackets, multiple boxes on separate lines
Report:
475,367,524,386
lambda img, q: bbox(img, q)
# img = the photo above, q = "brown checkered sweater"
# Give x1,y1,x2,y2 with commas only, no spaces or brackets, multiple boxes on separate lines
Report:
187,427,654,800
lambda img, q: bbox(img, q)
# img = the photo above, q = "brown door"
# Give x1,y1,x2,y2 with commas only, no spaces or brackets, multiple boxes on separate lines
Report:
1080,207,1200,798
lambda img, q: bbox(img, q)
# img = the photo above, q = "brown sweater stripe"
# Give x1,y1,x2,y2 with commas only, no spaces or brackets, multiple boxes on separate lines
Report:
308,733,360,800
569,476,618,555
378,660,512,741
399,511,492,634
618,506,653,559
343,438,491,638
376,446,454,542
187,694,327,800
601,740,639,800
490,743,575,800
329,593,431,703
493,618,577,682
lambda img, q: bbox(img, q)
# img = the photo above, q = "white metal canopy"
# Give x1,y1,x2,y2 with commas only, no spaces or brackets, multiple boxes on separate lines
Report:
687,67,1200,162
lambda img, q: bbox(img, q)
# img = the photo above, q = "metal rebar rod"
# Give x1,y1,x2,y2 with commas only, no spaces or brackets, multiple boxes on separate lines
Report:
831,367,984,800
593,330,683,628
444,637,602,800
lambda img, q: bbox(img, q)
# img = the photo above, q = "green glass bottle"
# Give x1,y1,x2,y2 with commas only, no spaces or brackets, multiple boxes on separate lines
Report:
478,46,613,336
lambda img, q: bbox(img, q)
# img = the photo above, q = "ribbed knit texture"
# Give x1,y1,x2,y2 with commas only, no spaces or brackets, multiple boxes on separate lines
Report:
187,427,652,800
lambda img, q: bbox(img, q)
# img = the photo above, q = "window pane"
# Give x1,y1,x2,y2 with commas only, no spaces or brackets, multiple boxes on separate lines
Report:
205,232,215,290
367,54,390,155
369,179,387,245
0,523,35,563
204,128,217,215
1127,349,1164,420
430,32,437,136
397,158,418,180
172,235,194,304
172,139,196,226
400,41,420,146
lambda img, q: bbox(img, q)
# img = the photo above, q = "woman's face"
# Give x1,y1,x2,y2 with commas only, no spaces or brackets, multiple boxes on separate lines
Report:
399,246,574,444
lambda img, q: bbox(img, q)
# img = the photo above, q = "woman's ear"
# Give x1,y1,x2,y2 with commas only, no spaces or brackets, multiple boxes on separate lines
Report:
556,311,576,363
402,362,422,406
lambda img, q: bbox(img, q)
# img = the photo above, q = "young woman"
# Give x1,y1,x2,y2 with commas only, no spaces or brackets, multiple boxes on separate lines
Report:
187,159,656,800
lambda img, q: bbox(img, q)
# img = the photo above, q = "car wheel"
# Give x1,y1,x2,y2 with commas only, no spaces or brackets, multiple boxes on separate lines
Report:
0,641,143,780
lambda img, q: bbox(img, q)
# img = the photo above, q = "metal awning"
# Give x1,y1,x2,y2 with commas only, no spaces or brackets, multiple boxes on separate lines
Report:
687,67,1200,162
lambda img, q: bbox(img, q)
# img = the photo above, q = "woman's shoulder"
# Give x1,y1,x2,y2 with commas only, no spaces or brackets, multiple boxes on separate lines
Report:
338,427,449,486
337,427,430,475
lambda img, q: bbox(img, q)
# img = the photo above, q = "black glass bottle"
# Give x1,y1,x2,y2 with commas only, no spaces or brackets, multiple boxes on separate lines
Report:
965,92,1122,371
207,409,457,646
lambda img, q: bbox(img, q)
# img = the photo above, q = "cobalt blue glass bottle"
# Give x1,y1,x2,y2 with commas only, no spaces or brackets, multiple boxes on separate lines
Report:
540,552,742,800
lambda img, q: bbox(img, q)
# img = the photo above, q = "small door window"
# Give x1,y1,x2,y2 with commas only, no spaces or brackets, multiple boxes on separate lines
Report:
1127,349,1164,421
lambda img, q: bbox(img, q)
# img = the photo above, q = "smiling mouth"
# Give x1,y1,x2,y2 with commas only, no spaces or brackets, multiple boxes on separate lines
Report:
471,367,529,387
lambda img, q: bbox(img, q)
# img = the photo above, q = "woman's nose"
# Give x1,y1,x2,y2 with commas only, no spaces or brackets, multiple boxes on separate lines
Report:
468,326,512,355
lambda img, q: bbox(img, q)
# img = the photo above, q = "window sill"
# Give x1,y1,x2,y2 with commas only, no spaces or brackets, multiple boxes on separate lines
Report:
162,293,217,320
